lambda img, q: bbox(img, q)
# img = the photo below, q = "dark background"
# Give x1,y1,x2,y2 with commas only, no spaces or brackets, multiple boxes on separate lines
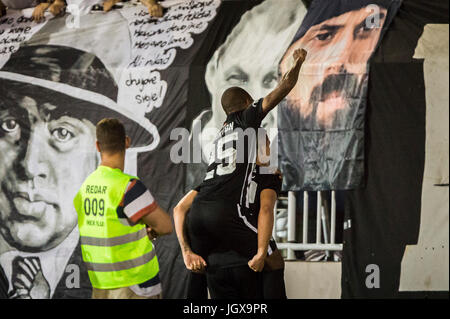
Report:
341,0,449,298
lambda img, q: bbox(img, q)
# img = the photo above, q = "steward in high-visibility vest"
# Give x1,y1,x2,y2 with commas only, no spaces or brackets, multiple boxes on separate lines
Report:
73,166,159,289
73,118,172,298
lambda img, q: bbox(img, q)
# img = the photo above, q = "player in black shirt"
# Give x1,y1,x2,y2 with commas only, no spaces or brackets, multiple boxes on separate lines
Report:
174,165,285,299
174,48,307,298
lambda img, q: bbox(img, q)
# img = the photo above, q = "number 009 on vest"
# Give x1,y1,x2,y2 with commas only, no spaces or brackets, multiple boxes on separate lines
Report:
73,166,159,289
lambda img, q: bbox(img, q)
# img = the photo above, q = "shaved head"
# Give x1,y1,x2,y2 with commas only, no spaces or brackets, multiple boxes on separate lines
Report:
221,86,253,115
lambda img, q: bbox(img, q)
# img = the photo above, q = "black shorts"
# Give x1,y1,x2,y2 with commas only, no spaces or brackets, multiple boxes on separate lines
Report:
185,199,229,260
187,267,287,300
263,268,286,299
186,198,258,267
187,272,208,300
206,265,263,299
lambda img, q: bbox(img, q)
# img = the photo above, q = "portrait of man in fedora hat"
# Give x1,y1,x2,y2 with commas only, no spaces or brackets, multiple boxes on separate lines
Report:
0,44,155,298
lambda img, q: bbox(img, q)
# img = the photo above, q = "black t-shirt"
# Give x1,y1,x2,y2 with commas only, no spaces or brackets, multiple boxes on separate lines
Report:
195,98,265,204
188,165,282,267
188,98,266,267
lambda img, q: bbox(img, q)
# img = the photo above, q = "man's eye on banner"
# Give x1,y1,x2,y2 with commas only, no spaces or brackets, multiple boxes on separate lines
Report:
278,0,399,191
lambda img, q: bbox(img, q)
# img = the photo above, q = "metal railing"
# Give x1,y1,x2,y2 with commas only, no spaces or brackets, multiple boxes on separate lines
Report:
273,191,343,260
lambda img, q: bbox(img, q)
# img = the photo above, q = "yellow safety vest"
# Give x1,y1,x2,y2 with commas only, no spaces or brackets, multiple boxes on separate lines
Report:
73,166,159,289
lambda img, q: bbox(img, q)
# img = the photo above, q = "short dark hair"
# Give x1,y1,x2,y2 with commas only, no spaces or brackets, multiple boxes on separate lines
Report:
221,86,252,115
96,118,126,153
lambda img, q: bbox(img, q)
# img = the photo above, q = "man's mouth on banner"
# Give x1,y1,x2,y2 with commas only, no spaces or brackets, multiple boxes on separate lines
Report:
11,190,57,221
2,180,59,223
0,180,71,252
302,72,362,129
316,91,348,128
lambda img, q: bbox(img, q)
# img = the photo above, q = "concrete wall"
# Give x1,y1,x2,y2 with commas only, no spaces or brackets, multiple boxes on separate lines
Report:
285,261,341,299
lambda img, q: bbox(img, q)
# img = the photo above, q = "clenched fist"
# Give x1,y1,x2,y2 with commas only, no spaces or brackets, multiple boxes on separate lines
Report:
293,48,307,64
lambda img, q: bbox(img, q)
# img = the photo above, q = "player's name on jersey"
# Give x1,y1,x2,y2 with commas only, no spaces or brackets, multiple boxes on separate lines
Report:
223,122,234,134
85,185,108,195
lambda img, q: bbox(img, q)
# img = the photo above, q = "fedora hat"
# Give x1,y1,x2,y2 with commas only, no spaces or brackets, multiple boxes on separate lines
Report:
0,44,158,152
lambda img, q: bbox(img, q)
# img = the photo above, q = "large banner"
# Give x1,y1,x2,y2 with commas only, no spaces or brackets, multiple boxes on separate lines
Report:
1,0,445,300
184,0,307,191
0,0,221,298
278,0,401,191
0,0,308,300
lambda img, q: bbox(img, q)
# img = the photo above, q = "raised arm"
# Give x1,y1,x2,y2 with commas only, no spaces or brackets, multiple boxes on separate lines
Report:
261,48,307,116
173,190,207,273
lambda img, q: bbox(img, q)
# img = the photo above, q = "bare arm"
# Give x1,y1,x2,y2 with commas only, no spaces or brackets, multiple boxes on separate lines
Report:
173,190,207,272
173,190,198,255
257,189,277,256
261,48,307,116
248,189,277,272
141,205,173,236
